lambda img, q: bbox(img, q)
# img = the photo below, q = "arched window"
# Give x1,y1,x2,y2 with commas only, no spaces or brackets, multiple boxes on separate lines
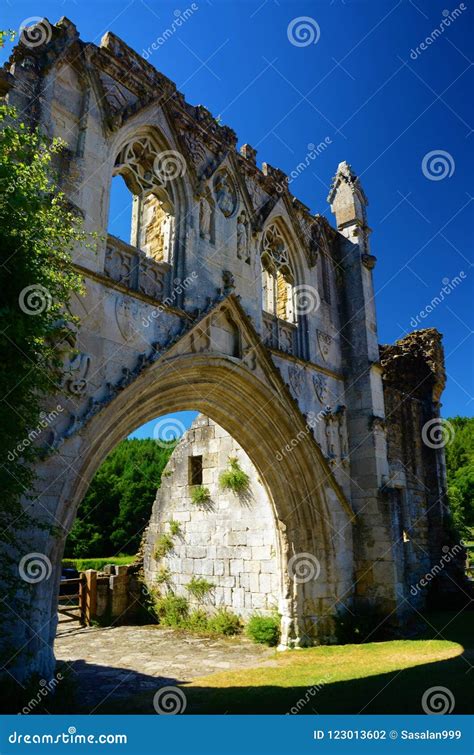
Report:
110,135,176,263
261,224,295,324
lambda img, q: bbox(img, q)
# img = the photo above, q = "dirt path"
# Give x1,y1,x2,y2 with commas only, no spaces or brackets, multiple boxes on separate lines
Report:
55,623,276,712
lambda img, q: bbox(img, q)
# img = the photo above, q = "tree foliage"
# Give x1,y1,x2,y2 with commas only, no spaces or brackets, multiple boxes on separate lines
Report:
0,100,90,538
445,416,474,536
65,439,173,558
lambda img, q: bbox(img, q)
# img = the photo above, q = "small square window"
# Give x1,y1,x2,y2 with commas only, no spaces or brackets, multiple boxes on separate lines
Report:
188,455,203,486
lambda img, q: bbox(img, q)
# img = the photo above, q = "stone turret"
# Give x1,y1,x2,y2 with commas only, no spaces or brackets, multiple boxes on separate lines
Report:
328,161,371,255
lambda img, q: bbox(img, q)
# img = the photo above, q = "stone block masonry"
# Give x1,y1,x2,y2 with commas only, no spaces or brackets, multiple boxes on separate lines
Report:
144,416,280,618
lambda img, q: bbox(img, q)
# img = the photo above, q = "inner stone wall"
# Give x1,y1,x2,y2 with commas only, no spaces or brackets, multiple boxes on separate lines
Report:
143,416,280,618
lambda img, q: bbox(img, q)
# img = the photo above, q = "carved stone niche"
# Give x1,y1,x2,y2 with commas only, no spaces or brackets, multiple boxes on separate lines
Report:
213,170,237,217
236,211,250,263
209,309,241,358
199,194,215,243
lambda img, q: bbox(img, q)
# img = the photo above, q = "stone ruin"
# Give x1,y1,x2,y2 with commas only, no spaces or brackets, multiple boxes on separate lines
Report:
0,18,463,682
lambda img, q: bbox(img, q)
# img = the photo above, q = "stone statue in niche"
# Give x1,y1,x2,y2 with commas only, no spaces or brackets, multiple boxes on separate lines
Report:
214,171,237,217
236,211,249,261
199,197,212,241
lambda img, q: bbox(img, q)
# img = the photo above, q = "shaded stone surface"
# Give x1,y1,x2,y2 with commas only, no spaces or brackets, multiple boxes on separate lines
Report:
55,623,275,711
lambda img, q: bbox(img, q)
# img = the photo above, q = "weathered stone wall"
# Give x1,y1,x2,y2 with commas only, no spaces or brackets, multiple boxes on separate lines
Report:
0,18,452,683
144,416,280,618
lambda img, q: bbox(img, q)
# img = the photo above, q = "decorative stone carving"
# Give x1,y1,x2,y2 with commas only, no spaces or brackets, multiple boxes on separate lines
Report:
361,253,377,270
114,135,161,195
236,211,249,261
317,330,332,362
243,345,257,370
312,373,328,403
288,365,304,397
278,322,294,355
139,256,168,300
105,240,133,286
213,170,237,217
245,177,268,213
63,352,91,395
222,270,235,292
114,297,141,341
369,415,386,432
199,197,212,241
261,224,291,275
190,325,210,353
182,131,208,173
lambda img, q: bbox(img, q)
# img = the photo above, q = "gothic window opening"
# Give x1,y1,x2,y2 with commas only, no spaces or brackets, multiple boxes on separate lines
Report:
261,224,295,324
111,135,176,263
107,174,134,244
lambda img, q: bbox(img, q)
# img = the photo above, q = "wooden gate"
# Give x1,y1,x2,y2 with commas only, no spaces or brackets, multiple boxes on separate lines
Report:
57,574,86,625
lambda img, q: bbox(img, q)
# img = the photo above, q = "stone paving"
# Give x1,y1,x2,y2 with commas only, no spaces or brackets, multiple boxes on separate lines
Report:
55,623,276,711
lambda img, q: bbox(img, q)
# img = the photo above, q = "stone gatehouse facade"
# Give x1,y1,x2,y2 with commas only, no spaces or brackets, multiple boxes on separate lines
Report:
0,18,458,683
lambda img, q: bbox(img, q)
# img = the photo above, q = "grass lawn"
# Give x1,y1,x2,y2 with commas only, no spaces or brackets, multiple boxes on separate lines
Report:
62,555,135,571
103,610,473,714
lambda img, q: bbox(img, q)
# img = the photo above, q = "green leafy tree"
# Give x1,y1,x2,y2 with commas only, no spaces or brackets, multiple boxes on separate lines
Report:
445,416,474,536
0,94,91,554
65,439,173,557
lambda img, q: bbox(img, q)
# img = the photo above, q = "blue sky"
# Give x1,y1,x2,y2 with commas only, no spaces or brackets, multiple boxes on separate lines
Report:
2,0,472,438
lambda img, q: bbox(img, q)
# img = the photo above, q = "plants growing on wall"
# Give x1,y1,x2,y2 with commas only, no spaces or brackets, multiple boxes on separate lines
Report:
219,457,250,493
186,576,214,601
190,484,211,504
167,519,182,537
154,533,174,559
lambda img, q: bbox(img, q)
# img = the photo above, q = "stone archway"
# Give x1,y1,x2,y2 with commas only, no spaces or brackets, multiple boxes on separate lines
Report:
6,339,354,682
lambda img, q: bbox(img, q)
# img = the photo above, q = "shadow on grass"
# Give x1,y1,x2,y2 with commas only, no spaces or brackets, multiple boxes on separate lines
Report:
4,611,472,715
181,654,473,715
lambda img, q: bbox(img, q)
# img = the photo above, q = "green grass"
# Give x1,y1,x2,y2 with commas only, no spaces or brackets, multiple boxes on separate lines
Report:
62,555,135,571
95,610,474,715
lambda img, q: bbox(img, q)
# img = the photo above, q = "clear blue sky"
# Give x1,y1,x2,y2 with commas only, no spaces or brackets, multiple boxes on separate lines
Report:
3,0,472,438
